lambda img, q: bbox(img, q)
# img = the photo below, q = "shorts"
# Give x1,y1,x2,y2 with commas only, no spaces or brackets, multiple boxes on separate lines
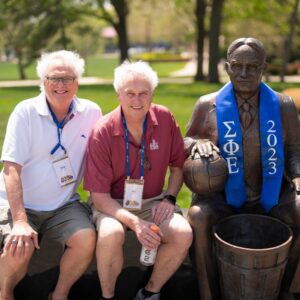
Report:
0,201,95,251
91,199,182,231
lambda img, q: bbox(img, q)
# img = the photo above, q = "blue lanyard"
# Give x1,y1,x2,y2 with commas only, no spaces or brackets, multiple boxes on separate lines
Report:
48,101,73,155
122,113,147,179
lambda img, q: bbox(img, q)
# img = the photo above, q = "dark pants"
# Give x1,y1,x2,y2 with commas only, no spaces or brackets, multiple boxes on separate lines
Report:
188,182,300,300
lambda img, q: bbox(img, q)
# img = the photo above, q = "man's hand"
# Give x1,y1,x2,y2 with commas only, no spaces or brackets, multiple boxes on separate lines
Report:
152,200,174,225
134,219,162,250
292,177,300,195
4,220,39,256
191,140,219,158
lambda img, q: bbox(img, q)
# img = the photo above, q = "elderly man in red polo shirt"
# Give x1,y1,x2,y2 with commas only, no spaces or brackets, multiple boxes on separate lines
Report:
83,61,192,300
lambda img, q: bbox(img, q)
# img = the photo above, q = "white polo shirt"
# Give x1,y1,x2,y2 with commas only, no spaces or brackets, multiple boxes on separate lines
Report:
0,93,102,211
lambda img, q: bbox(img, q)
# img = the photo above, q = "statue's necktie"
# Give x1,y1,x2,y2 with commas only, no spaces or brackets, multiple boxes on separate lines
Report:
241,102,252,129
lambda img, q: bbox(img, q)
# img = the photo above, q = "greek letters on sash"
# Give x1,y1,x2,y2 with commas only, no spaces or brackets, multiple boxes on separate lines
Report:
216,82,284,212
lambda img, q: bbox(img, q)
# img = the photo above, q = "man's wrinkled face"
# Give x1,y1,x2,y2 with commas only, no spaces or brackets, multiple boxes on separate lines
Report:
225,45,266,97
117,75,153,122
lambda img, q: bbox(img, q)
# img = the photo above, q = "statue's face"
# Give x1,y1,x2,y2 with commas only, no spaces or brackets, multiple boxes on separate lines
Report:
225,45,266,97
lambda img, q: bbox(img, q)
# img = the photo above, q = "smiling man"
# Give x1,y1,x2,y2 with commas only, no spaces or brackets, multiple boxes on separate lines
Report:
185,37,300,300
84,61,192,300
0,50,101,300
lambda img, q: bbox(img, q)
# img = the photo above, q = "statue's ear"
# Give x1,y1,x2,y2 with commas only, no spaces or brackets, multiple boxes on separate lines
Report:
224,62,230,73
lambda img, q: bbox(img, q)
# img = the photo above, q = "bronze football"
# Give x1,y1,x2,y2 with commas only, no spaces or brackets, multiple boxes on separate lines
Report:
183,151,228,195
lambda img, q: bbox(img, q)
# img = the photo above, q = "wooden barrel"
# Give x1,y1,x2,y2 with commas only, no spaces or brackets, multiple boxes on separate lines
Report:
214,214,293,300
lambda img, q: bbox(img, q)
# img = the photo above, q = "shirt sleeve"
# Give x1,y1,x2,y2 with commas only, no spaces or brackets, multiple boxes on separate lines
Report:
83,125,114,193
1,107,31,166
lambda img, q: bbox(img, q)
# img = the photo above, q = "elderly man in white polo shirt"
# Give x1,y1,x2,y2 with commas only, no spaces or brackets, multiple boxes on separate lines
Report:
0,50,101,300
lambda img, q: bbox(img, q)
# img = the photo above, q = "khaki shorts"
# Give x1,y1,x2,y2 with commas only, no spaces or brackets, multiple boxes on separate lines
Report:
0,201,95,251
91,199,182,231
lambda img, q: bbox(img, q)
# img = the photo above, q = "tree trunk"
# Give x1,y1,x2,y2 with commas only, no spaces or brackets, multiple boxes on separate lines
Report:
16,50,26,80
194,0,207,81
111,0,129,63
60,19,68,49
208,0,224,83
279,0,299,82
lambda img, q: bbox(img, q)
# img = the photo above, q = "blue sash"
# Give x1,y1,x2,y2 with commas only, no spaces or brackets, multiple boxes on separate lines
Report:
216,82,284,212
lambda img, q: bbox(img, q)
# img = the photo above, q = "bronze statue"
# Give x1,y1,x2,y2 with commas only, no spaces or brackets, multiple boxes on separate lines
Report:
184,37,300,300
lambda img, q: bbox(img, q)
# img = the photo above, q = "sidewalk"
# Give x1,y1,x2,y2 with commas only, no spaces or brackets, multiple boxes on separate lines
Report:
0,60,299,87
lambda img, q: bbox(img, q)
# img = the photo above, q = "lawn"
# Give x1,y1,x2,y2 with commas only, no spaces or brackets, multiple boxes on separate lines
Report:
0,56,186,81
0,81,298,208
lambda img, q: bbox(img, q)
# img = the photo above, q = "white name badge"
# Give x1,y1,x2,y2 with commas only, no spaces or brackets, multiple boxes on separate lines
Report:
52,155,76,187
123,179,144,210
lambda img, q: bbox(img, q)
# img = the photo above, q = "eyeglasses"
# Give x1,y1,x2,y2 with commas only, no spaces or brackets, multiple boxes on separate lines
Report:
46,76,77,85
229,62,263,73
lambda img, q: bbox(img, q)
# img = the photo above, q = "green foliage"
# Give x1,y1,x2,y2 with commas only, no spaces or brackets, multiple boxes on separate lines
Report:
0,0,93,79
222,0,300,61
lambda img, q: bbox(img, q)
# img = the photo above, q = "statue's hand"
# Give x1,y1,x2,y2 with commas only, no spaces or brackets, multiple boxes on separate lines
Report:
191,139,220,158
292,177,300,195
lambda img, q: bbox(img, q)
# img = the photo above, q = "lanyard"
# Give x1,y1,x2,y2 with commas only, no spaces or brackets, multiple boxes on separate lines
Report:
48,101,73,155
122,113,147,179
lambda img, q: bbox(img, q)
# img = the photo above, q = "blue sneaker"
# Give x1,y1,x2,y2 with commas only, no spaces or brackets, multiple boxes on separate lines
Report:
133,288,160,300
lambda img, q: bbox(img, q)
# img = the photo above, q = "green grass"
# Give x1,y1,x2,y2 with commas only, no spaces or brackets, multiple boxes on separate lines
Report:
0,81,299,208
0,62,37,80
147,61,186,77
0,57,186,81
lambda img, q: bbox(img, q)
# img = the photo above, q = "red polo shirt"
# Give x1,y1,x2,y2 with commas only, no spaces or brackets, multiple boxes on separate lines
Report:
84,104,185,199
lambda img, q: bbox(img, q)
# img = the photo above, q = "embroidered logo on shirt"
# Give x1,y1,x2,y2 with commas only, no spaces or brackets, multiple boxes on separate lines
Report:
81,134,87,139
150,139,159,150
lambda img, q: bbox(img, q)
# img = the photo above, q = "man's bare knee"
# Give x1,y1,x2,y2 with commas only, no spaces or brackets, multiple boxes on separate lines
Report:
66,228,96,253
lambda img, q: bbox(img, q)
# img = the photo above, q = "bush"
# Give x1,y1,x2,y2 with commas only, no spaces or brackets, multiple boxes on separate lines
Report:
133,51,190,62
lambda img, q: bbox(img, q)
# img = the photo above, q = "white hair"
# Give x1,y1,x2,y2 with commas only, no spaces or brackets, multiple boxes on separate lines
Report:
113,61,158,92
36,50,85,91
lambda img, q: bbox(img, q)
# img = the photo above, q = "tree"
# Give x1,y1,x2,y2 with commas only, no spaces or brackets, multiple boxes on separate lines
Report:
0,1,55,79
0,0,84,79
279,0,300,82
222,0,300,80
208,0,225,83
95,0,129,63
194,0,207,81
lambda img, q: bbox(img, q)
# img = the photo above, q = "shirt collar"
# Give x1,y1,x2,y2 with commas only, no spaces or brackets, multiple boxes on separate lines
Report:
236,90,259,109
112,104,158,137
36,93,82,117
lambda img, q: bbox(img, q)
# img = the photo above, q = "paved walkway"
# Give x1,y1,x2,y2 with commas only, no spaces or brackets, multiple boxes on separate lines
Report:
0,60,299,87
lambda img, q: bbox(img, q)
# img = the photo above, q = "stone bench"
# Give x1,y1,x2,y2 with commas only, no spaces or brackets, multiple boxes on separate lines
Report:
14,209,199,300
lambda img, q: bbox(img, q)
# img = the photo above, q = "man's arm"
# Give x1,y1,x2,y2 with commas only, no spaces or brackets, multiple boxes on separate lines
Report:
152,166,182,225
91,192,161,250
280,95,300,191
3,161,39,253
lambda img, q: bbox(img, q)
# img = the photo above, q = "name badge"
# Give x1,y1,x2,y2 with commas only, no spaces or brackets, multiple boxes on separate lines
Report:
52,155,76,187
123,178,144,210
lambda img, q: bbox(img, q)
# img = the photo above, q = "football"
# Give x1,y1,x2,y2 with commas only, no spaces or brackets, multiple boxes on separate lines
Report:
183,150,228,195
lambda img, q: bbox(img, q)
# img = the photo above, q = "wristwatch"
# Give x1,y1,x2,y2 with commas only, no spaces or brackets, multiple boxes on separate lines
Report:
164,194,176,205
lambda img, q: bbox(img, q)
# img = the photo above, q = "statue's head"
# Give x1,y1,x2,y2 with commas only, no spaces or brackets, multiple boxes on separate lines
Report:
225,37,267,97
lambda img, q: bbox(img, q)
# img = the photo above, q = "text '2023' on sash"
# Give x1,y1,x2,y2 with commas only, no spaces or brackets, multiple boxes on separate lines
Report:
216,82,284,212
